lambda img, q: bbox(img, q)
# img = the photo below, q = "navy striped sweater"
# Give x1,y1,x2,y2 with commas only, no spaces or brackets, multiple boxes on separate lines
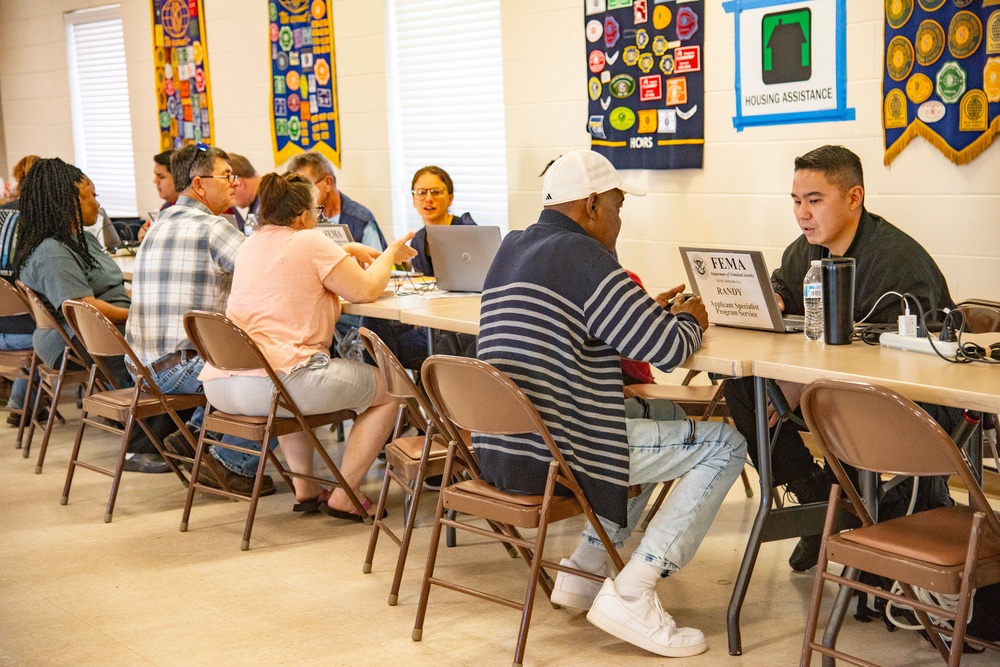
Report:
476,210,702,524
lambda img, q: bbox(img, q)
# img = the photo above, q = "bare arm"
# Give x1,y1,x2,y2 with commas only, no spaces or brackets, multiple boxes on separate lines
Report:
327,233,417,303
81,296,129,324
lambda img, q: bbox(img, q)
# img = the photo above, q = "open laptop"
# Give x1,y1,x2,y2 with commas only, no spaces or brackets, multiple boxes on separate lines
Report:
678,247,804,333
425,225,502,292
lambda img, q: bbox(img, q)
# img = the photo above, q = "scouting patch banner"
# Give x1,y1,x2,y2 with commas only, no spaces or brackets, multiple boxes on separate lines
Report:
269,0,341,168
723,0,855,131
883,1,1000,166
585,0,705,170
151,0,215,150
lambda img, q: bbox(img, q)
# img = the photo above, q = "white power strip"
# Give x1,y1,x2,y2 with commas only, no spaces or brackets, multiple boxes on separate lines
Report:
879,332,959,356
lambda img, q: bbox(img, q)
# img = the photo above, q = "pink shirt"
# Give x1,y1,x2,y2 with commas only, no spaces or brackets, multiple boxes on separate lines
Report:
200,225,349,379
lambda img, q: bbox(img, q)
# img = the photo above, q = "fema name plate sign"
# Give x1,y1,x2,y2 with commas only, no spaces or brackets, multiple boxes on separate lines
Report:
685,251,772,328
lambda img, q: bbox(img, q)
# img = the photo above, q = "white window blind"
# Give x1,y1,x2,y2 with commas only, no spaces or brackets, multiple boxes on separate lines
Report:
386,0,508,235
65,5,137,216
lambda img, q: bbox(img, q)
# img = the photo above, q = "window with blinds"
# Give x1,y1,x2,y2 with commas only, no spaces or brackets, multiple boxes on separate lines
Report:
385,0,509,235
65,5,137,216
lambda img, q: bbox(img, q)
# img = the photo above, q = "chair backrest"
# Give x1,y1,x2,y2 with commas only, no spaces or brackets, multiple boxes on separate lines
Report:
17,282,90,368
62,300,143,391
0,279,30,318
358,326,431,432
956,299,1000,334
801,379,1000,536
420,355,583,492
182,311,266,373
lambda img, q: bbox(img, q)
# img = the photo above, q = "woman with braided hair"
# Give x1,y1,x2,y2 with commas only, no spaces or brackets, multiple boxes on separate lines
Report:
11,159,168,468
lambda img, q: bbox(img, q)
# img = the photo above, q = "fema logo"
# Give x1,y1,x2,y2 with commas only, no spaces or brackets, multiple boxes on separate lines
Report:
692,257,707,277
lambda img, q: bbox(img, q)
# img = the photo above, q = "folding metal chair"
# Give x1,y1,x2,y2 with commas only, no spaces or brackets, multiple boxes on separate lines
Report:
414,355,626,667
0,280,37,449
359,327,506,605
60,299,208,522
800,379,1000,666
16,281,86,472
181,310,366,550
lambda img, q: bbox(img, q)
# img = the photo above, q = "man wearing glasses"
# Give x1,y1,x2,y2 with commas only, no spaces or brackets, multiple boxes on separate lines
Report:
287,151,386,251
125,143,274,496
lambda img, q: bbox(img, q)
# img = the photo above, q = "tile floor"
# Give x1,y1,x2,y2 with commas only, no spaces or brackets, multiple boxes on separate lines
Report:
0,405,995,666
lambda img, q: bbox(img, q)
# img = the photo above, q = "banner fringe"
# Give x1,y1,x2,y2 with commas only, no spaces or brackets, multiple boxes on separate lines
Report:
884,117,1000,167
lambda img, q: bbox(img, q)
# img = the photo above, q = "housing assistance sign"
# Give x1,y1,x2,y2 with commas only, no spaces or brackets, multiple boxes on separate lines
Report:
723,0,855,131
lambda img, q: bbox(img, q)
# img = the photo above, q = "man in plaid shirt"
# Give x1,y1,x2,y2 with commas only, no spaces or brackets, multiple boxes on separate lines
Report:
126,144,272,494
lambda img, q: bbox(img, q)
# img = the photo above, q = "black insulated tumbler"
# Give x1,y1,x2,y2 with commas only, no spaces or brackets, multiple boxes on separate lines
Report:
821,257,855,345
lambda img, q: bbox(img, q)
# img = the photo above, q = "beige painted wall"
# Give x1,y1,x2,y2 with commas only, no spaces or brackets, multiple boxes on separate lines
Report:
0,0,997,300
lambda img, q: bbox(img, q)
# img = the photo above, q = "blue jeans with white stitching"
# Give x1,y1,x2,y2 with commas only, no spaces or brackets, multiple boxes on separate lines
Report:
145,354,274,476
581,397,747,573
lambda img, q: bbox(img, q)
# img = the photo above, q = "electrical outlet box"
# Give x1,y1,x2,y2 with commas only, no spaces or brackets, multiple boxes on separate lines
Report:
879,332,959,357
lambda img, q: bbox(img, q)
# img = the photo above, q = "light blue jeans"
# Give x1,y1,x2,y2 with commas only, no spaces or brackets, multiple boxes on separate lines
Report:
144,353,274,477
582,397,748,573
0,332,34,410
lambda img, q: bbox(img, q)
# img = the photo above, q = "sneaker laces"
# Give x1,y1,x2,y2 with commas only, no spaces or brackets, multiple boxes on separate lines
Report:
644,590,678,631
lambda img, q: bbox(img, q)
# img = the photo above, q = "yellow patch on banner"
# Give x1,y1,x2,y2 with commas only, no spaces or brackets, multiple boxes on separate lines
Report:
887,35,915,81
906,73,933,103
959,89,988,131
884,88,908,129
985,57,1000,102
638,109,658,133
886,0,913,30
915,20,945,66
987,11,1000,55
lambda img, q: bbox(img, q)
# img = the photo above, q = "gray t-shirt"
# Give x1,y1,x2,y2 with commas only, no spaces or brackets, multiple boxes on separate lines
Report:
20,234,130,367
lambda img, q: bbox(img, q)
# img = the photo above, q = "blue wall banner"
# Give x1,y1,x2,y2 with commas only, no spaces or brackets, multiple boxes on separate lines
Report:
586,0,705,170
882,3,1000,166
723,0,855,132
151,0,215,150
269,0,341,167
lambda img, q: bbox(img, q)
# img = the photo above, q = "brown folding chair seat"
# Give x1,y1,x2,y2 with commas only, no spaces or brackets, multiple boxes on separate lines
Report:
181,310,367,550
60,300,209,522
955,299,1000,334
414,355,626,667
0,280,37,450
625,371,755,529
16,282,86,472
359,327,508,606
799,379,1000,666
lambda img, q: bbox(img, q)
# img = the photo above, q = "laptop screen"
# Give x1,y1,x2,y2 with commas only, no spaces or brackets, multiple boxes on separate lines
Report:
425,225,502,292
678,247,789,331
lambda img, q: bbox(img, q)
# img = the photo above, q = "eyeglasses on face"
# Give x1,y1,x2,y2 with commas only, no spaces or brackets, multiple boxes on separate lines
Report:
411,188,448,198
314,206,325,215
204,173,238,184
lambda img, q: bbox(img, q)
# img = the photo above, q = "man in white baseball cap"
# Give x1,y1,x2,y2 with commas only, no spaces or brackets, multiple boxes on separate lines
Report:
474,149,746,657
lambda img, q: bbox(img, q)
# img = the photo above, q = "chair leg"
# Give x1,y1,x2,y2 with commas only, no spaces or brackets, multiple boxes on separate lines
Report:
103,415,137,523
22,378,47,461
413,445,458,642
60,409,90,505
388,477,422,605
180,428,210,533
740,467,754,498
32,392,61,474
363,460,394,577
240,434,272,551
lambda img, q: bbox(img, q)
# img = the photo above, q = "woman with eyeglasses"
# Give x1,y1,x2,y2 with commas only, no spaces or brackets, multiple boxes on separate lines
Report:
408,165,476,276
200,172,417,519
14,158,132,388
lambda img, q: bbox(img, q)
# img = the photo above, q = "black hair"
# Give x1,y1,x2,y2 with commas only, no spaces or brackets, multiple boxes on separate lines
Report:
794,145,865,193
13,158,96,274
153,150,173,167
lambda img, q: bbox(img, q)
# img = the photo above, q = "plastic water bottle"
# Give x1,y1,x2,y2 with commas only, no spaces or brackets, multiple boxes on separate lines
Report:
803,260,824,341
244,213,258,236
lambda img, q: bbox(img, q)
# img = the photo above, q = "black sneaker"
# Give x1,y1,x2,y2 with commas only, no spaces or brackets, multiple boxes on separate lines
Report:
785,466,832,505
122,452,171,474
789,534,823,572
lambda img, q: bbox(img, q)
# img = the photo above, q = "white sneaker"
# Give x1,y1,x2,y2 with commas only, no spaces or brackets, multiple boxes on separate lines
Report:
550,558,607,610
586,578,707,657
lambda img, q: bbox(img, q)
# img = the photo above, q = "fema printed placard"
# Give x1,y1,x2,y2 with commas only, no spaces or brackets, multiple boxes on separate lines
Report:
269,0,341,167
151,0,215,150
723,0,855,131
586,0,705,170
